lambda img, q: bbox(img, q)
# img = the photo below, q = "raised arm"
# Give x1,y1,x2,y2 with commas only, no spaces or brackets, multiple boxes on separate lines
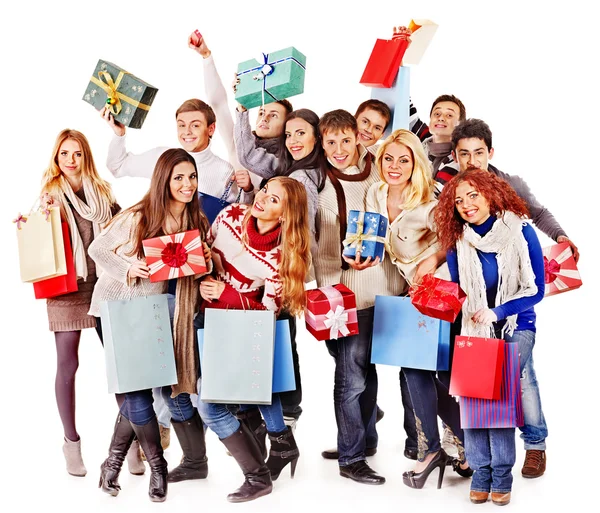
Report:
234,108,279,178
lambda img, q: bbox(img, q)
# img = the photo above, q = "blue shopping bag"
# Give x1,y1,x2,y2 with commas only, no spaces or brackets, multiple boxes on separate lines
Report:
371,295,450,371
198,318,295,396
199,181,242,225
370,66,410,137
100,294,178,394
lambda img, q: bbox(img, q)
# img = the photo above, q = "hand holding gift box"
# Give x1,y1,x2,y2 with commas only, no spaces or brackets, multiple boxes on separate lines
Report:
142,229,207,283
409,274,466,323
235,47,306,110
305,284,359,341
542,242,582,296
82,59,158,129
343,210,387,262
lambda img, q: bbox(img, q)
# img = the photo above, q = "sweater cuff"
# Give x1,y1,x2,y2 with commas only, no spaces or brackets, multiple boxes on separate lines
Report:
491,306,505,322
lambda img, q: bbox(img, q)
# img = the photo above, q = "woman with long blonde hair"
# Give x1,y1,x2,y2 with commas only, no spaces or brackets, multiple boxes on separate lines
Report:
196,176,310,503
40,129,118,477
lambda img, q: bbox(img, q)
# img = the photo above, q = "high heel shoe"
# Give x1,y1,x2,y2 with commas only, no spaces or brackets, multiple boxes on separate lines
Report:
402,449,449,489
99,414,136,497
266,427,299,480
451,458,474,478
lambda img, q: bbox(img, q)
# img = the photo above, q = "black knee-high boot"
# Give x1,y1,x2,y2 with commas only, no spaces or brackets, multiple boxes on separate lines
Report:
236,407,268,459
131,416,168,502
168,411,208,482
99,414,136,496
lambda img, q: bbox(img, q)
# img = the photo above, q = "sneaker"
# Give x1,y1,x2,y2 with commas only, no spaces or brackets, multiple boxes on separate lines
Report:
441,426,460,459
521,449,546,478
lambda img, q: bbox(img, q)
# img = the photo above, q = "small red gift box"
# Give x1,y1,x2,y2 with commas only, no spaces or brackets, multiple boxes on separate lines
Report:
143,229,207,283
542,242,582,297
359,37,410,88
409,274,466,323
449,336,505,400
33,222,78,299
305,284,359,341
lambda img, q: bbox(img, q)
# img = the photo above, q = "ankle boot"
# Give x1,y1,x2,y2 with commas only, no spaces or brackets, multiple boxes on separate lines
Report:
63,436,87,477
99,414,136,496
221,423,273,503
236,408,268,460
131,417,168,502
266,427,299,480
126,439,146,475
168,412,208,482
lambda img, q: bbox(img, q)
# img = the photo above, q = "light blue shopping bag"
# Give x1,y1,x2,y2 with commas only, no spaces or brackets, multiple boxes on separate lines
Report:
100,294,178,394
371,66,410,137
371,295,450,371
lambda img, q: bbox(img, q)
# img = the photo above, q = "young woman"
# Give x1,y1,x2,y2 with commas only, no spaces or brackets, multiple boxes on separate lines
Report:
88,148,211,502
435,169,545,506
196,177,310,503
366,129,471,489
40,129,118,477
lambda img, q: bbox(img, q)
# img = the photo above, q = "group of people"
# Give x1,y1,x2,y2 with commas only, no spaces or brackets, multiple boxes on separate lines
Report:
34,30,578,506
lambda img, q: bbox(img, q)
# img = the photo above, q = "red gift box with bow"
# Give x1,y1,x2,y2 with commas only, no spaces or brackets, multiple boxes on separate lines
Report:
305,284,359,341
142,229,207,283
542,242,582,297
409,274,466,323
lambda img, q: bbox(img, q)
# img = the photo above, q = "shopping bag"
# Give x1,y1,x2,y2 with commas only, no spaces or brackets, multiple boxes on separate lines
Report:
449,336,505,400
370,66,410,136
100,293,177,394
371,295,450,371
199,308,275,404
459,342,523,428
199,180,242,225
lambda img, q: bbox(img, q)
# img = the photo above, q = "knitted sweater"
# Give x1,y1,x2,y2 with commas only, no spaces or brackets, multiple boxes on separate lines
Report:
205,204,282,312
106,134,254,204
315,151,406,310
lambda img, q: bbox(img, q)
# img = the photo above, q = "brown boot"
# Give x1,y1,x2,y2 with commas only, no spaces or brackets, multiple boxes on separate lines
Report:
236,408,267,460
126,440,146,475
131,417,168,503
469,491,489,504
491,492,511,506
168,412,208,482
221,423,272,503
521,449,546,478
160,425,171,450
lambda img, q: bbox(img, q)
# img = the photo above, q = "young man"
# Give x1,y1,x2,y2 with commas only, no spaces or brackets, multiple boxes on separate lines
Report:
314,109,405,485
450,118,579,479
354,99,391,148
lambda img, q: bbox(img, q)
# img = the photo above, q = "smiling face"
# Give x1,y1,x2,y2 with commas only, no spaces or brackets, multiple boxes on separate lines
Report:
285,118,316,161
429,101,461,142
169,161,198,206
454,180,491,225
176,111,215,152
255,103,287,139
453,137,494,172
356,108,387,147
57,139,83,179
252,180,286,222
381,142,413,188
322,129,359,170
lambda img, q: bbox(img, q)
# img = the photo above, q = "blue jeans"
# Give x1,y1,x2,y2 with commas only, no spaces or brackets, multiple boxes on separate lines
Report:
118,389,155,425
161,388,195,423
504,329,547,450
465,428,516,493
325,307,378,466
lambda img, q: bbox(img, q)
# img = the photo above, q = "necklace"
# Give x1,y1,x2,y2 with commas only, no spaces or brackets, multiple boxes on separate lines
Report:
168,210,183,233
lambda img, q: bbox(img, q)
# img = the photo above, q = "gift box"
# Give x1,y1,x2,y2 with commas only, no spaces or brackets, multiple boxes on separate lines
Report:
459,342,523,429
371,66,410,136
449,336,505,400
82,59,158,129
235,47,306,110
542,242,582,296
403,19,439,65
342,210,388,262
409,274,466,323
143,229,207,283
305,284,359,341
360,37,410,88
371,295,450,371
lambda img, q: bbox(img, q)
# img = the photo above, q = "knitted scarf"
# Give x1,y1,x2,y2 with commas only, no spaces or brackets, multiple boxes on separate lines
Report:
254,133,281,155
59,176,113,280
457,211,538,338
426,140,452,176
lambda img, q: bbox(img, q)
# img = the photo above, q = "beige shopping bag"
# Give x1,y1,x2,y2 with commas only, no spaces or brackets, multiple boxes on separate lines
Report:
16,206,67,282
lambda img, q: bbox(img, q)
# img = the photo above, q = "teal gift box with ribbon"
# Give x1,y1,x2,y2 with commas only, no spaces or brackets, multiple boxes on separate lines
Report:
235,47,306,109
343,210,388,262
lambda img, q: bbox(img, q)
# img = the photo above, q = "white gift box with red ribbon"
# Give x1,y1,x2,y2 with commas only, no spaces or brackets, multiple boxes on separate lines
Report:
542,242,582,297
305,284,359,341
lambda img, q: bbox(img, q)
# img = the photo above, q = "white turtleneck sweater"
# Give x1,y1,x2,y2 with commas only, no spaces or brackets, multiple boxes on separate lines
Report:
106,134,254,204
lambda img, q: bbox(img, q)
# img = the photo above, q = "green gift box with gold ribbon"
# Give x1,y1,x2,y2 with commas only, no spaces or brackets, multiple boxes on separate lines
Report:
82,59,158,129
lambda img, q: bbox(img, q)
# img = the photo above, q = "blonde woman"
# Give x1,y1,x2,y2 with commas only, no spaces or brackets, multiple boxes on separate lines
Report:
40,129,118,476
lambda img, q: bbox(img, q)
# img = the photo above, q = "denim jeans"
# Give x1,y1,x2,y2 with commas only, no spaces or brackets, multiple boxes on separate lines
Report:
465,428,516,493
277,313,302,420
503,329,547,450
402,368,464,461
325,307,378,466
160,388,195,423
118,389,155,425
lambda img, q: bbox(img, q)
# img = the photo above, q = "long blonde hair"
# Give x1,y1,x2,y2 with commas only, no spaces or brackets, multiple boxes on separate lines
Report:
243,177,311,315
375,129,433,210
41,129,115,206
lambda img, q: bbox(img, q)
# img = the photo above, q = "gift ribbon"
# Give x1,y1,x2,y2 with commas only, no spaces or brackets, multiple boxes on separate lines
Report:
89,69,151,116
161,242,188,268
343,212,386,253
146,232,205,279
543,256,560,284
13,213,27,230
542,245,582,292
409,274,465,314
323,305,350,339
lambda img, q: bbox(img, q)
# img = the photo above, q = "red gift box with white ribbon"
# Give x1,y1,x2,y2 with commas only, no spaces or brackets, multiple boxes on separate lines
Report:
142,229,207,283
542,242,582,297
409,274,466,323
305,284,359,341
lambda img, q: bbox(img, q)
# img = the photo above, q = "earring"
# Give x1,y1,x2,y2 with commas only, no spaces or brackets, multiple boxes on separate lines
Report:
279,217,285,223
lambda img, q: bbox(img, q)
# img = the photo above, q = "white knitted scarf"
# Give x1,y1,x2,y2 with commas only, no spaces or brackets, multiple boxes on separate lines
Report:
457,211,538,338
60,176,113,280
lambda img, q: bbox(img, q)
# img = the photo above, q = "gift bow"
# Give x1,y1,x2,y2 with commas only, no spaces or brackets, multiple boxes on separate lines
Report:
89,67,151,116
13,213,27,230
409,274,465,313
544,256,560,284
343,217,386,251
161,242,188,268
323,305,350,339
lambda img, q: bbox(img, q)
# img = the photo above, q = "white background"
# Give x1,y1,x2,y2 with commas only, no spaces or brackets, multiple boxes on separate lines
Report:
1,1,597,512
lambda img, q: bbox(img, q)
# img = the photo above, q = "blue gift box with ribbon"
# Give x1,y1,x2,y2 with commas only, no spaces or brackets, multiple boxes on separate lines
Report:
343,210,388,262
235,47,306,110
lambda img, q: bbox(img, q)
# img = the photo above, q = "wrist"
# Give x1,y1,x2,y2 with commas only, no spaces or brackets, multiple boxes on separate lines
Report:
200,49,211,59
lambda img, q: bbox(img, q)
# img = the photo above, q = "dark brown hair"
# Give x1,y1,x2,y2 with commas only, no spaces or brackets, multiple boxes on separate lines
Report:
354,99,391,130
430,94,467,122
451,118,493,152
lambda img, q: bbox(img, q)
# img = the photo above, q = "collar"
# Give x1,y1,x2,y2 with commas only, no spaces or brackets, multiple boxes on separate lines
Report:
246,215,281,251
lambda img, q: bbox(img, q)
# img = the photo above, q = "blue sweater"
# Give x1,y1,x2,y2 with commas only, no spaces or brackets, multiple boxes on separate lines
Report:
447,216,546,332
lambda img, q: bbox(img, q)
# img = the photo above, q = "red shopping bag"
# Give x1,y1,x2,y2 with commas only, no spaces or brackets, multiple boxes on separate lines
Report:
360,38,410,88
